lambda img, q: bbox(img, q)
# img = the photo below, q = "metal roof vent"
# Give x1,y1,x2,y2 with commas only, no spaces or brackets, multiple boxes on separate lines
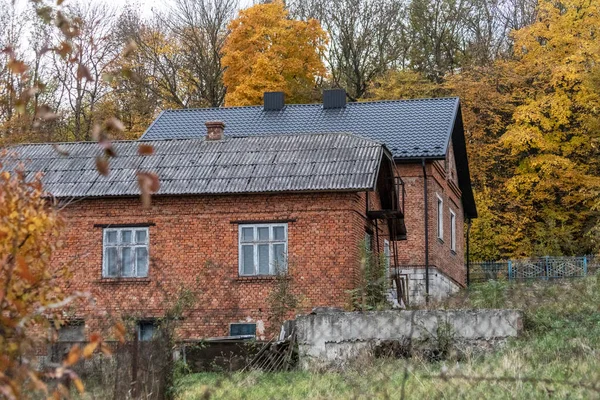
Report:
323,88,347,109
263,92,285,111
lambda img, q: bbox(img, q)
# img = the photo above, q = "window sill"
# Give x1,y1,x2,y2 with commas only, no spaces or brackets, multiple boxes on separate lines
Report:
94,278,151,285
437,238,444,244
450,250,457,256
235,275,288,282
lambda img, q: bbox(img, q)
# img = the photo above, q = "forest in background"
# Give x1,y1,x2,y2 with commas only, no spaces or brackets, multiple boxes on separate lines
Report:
1,0,599,259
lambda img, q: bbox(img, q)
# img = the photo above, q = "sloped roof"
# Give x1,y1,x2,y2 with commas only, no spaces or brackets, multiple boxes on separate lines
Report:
141,98,460,159
140,97,476,218
3,133,387,198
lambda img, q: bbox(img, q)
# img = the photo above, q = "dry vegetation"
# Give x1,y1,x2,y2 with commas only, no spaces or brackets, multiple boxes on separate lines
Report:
174,275,600,399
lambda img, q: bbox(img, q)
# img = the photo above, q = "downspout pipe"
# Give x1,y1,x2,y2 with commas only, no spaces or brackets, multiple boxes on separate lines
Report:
422,158,430,304
466,217,472,287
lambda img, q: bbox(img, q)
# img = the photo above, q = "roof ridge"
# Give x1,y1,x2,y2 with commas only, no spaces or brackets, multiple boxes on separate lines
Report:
161,97,459,113
5,132,375,149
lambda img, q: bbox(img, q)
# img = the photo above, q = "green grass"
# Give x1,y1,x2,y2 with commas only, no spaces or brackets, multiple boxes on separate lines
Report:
174,275,600,399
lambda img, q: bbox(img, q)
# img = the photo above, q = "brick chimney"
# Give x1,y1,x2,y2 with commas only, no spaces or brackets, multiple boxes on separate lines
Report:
205,121,225,141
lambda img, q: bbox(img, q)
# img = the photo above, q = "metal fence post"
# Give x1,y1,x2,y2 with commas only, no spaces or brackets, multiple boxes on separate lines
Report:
508,260,512,280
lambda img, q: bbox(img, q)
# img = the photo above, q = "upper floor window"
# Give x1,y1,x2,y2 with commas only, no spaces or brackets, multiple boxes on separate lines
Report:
103,227,149,278
239,224,287,275
450,209,457,252
437,194,444,240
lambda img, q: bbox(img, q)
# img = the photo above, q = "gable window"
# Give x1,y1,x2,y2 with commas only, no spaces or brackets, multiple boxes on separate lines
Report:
450,209,457,253
437,194,444,240
103,227,149,278
239,224,287,275
229,323,257,337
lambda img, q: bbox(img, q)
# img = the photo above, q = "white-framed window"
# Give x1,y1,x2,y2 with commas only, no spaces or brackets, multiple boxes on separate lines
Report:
103,227,149,278
437,194,444,240
239,224,287,275
450,209,457,252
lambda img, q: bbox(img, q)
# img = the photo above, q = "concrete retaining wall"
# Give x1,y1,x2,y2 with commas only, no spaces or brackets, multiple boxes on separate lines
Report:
296,309,522,369
400,267,461,305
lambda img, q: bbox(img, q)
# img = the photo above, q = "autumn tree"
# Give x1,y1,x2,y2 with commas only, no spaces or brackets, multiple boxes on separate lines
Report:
222,0,327,106
497,0,600,256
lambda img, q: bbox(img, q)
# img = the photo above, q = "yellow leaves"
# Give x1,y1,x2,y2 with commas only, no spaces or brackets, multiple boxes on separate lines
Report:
83,342,98,358
222,1,327,106
73,378,85,393
64,345,81,367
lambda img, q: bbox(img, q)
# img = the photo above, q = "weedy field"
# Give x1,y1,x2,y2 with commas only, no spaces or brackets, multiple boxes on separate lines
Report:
174,275,600,399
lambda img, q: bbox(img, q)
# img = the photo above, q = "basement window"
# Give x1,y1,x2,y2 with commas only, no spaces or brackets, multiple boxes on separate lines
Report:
137,320,158,342
239,224,287,275
437,194,444,241
58,320,85,342
229,323,257,337
103,227,149,278
450,209,457,252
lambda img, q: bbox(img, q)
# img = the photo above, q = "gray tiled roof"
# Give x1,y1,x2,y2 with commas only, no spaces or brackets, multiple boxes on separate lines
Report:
3,133,385,198
141,98,460,159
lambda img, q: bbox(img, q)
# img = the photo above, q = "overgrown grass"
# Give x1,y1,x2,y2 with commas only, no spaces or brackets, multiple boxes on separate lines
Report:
174,275,600,399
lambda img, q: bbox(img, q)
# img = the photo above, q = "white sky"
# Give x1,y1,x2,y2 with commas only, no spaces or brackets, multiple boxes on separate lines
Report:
97,0,255,18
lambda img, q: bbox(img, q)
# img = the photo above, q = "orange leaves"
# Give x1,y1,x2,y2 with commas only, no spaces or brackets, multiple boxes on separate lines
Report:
95,157,110,176
7,59,28,75
137,172,160,208
76,64,93,82
138,144,154,156
83,333,102,358
64,345,81,367
222,1,327,106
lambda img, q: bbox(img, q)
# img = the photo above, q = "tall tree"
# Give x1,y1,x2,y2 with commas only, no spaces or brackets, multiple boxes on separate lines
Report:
52,3,120,141
290,0,408,101
222,1,327,106
167,0,237,107
498,0,600,256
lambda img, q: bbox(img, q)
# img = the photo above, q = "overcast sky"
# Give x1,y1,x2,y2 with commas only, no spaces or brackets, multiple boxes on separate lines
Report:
98,0,255,18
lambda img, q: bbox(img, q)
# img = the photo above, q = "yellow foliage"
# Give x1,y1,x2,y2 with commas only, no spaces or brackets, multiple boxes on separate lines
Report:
222,1,327,106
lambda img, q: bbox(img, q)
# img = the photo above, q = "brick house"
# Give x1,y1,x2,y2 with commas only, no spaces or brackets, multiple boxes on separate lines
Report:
142,90,478,304
7,131,405,340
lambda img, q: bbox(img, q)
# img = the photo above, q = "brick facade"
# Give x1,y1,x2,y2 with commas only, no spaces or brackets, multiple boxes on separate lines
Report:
394,141,466,287
53,191,387,340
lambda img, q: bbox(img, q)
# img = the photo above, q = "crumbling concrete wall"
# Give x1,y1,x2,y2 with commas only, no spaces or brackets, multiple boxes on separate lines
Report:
397,267,461,305
296,309,522,369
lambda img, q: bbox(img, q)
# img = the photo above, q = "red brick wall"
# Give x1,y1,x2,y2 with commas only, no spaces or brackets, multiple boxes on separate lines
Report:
52,191,383,340
394,144,466,286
